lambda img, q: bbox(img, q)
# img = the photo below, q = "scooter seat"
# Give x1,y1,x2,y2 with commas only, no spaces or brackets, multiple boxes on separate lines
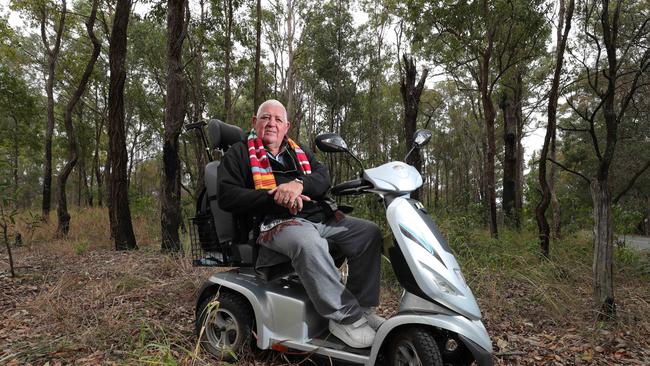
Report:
256,243,346,282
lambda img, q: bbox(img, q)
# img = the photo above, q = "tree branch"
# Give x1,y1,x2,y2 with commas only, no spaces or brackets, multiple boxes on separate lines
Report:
547,157,590,183
613,160,650,204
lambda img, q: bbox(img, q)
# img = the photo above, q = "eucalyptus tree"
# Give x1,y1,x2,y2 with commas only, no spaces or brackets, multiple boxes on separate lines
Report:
560,0,650,318
536,0,575,257
56,0,101,236
10,0,66,219
108,0,137,250
161,0,187,252
399,54,428,201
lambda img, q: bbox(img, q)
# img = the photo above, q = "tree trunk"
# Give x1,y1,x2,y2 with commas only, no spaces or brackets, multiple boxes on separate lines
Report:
108,0,137,250
536,0,574,258
223,0,233,124
399,54,428,201
56,0,101,236
479,49,498,238
286,0,297,137
590,179,615,319
253,0,262,108
500,89,517,228
93,112,104,207
161,0,187,252
550,133,561,239
11,115,19,204
40,0,67,221
1,218,15,278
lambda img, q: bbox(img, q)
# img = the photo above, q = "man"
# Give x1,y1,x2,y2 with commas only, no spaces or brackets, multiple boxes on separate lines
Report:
217,99,384,348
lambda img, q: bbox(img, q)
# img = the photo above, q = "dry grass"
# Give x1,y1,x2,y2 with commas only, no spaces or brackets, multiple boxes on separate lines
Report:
1,207,649,365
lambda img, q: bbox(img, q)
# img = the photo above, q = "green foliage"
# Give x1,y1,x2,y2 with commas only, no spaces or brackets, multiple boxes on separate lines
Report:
73,239,89,255
613,205,643,236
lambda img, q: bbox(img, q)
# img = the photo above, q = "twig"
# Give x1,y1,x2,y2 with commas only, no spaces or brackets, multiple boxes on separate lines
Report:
495,351,527,357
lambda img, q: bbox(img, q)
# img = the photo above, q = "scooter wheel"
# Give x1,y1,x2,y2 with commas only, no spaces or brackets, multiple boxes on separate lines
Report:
196,290,254,362
388,327,443,366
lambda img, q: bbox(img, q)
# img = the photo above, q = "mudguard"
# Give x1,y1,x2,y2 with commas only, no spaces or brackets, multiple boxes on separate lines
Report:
367,312,493,366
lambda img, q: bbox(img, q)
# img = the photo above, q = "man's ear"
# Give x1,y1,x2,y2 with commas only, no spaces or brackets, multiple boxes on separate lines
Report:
251,115,257,127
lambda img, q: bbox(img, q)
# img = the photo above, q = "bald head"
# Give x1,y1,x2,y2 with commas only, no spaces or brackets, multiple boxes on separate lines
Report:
253,99,291,155
256,99,288,121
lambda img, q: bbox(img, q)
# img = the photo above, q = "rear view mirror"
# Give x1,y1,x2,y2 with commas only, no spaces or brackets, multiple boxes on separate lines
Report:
315,133,349,153
414,129,432,147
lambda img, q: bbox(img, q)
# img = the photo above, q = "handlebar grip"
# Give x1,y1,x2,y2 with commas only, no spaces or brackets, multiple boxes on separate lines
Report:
184,121,207,131
331,179,372,196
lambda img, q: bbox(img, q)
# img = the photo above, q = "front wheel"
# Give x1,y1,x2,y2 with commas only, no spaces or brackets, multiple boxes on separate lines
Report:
388,327,443,366
196,291,254,362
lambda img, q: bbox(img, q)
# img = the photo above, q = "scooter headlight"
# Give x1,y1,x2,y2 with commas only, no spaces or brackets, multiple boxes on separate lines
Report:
454,268,468,288
422,263,462,296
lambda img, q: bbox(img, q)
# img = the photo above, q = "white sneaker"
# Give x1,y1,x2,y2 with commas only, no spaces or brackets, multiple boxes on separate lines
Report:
328,317,376,348
361,307,386,330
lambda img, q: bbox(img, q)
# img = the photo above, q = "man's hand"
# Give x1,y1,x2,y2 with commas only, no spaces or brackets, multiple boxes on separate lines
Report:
268,181,311,215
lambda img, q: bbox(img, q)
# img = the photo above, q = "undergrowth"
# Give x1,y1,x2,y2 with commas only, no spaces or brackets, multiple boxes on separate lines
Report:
2,207,649,365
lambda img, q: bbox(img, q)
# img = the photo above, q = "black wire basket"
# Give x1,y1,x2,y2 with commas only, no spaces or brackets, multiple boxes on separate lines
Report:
189,213,232,266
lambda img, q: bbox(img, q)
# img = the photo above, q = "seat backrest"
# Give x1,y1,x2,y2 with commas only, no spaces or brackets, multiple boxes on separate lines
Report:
207,118,246,150
201,120,255,265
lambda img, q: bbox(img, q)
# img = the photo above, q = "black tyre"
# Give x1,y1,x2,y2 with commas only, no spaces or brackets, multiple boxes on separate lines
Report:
388,327,443,366
196,291,254,362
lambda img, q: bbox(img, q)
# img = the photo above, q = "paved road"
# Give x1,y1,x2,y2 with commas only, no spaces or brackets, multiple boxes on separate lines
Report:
618,235,650,252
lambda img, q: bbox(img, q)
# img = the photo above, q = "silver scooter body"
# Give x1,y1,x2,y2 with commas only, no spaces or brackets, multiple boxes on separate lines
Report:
198,159,493,365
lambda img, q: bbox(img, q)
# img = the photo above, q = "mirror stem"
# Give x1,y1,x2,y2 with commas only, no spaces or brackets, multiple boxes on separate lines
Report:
404,146,418,163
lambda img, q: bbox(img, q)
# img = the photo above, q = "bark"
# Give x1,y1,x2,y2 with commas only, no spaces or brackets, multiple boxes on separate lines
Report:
500,87,518,228
187,0,206,194
108,0,137,250
40,0,66,221
92,108,105,207
253,0,262,108
550,134,561,239
399,54,428,201
56,0,101,236
536,0,574,258
11,116,19,204
1,215,15,278
591,179,615,319
478,40,498,238
286,0,296,137
161,0,187,252
223,0,233,124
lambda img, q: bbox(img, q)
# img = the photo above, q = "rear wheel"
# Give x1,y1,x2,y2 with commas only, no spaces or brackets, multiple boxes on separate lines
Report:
196,291,254,362
388,327,443,366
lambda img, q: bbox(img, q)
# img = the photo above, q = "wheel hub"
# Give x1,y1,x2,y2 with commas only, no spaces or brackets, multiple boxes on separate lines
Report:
395,339,423,366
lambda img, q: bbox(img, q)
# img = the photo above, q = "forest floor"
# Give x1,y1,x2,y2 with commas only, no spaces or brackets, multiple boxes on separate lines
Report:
1,207,650,365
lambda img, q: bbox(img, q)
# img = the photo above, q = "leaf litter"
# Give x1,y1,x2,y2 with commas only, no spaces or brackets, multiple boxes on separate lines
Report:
1,238,649,365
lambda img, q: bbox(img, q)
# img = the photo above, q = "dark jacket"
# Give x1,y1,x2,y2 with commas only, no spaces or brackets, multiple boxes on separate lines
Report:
217,139,335,268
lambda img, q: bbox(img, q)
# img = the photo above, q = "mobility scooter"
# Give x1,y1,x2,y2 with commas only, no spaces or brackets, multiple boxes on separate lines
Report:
186,119,493,365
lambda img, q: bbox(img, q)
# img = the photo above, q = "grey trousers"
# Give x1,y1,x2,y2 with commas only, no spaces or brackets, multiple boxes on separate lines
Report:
259,216,382,324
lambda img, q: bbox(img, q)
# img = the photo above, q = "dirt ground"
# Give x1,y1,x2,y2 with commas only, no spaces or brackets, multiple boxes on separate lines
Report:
2,239,650,365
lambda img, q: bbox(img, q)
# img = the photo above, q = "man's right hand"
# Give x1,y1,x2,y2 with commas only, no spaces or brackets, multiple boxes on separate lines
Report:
268,186,311,215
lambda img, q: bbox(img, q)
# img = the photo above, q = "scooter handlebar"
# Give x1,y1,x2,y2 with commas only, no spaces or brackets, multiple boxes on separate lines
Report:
330,178,373,196
184,121,207,131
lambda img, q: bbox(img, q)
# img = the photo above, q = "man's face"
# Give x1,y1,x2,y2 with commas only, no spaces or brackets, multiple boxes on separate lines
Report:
253,104,290,150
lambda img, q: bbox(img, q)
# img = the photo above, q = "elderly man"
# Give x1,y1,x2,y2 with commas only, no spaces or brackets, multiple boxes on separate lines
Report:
217,99,384,348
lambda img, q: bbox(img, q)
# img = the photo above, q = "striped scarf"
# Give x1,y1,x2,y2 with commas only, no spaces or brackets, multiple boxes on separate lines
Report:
248,129,312,190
